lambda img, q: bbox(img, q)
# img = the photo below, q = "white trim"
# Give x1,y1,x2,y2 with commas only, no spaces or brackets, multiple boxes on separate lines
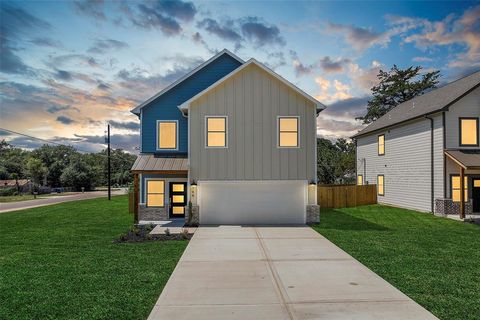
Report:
145,178,166,207
140,111,143,153
277,116,300,149
131,49,244,115
156,120,179,151
179,59,326,112
205,116,228,148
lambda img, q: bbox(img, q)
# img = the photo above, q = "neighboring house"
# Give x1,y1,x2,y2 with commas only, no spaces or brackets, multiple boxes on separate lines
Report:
0,179,32,192
353,71,480,217
130,50,324,225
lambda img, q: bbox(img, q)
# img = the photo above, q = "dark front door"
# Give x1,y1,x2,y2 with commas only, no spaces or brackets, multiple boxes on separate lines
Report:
473,179,480,213
169,182,187,218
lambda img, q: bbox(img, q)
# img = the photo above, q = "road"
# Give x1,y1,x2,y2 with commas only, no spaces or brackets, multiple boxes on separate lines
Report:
0,190,127,213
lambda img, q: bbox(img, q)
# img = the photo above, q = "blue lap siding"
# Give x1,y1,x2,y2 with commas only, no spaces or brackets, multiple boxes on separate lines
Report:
141,53,242,153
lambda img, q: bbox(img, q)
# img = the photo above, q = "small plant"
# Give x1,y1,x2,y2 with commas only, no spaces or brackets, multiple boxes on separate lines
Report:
164,228,170,236
180,228,189,239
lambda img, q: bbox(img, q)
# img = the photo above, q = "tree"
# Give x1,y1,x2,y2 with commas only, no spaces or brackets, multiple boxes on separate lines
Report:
60,156,96,191
357,65,440,124
317,138,356,184
26,158,47,187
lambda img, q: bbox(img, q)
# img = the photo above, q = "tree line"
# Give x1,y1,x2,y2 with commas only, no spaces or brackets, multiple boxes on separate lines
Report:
0,140,136,193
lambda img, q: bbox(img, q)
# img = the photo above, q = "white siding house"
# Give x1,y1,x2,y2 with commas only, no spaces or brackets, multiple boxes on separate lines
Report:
354,71,480,216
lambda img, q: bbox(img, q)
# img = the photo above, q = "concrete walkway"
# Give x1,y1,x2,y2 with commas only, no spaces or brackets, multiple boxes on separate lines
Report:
0,190,127,213
148,225,437,320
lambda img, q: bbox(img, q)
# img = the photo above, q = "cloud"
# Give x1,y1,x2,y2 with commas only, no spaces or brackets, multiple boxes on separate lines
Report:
73,133,140,153
197,18,242,43
348,60,382,93
0,3,51,75
314,77,352,104
197,16,285,49
47,105,72,113
87,39,129,54
327,22,389,51
319,56,352,73
123,0,197,36
48,54,100,68
29,37,62,48
56,116,75,125
240,17,285,47
191,32,216,54
289,50,316,76
109,120,140,131
265,51,286,70
73,0,106,20
412,56,433,62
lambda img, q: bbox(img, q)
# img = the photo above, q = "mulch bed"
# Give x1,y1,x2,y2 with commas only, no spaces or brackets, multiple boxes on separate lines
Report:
114,224,193,243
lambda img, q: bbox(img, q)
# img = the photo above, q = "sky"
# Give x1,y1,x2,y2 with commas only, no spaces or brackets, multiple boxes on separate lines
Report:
1,0,479,153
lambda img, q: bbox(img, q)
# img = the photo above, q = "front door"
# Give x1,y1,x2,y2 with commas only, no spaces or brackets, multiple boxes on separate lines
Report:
473,179,480,213
169,182,187,218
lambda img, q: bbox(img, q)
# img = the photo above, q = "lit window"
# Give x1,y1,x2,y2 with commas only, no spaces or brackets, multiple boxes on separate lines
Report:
147,180,164,207
377,175,384,196
206,117,227,147
451,176,468,202
357,175,363,186
158,121,177,149
459,118,478,146
378,134,385,155
279,117,299,147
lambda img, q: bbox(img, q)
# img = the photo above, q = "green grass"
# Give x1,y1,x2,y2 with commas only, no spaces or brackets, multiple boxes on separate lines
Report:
0,196,187,320
311,205,480,320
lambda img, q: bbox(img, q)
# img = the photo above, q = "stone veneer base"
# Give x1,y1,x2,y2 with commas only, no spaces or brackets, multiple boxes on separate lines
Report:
185,205,199,226
435,198,473,215
306,204,320,224
139,204,169,221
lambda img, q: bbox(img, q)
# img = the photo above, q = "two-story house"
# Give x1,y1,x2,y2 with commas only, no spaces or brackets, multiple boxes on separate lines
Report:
130,50,324,225
353,71,480,218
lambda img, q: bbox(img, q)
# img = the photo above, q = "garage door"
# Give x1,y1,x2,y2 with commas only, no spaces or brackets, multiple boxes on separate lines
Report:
198,180,307,225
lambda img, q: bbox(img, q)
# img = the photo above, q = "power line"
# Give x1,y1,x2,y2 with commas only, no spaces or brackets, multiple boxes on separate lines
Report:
0,127,130,157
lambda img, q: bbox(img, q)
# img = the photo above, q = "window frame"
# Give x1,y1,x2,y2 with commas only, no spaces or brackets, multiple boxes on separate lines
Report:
450,174,469,202
458,117,479,147
277,116,300,148
205,116,228,148
378,134,385,156
145,179,165,208
377,174,385,196
156,120,179,151
357,174,363,186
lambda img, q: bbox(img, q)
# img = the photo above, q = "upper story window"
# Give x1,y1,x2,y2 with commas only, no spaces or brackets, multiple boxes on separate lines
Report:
157,120,178,150
459,118,479,146
377,175,385,196
378,134,385,155
278,117,299,148
206,116,227,148
357,175,363,186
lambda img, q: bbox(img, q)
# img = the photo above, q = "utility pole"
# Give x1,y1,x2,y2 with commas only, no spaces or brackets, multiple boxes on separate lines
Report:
107,124,111,200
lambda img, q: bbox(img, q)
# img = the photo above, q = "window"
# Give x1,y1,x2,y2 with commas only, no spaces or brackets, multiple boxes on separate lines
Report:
378,134,385,155
206,117,227,147
451,176,468,202
377,175,384,196
278,117,299,147
157,121,177,149
357,175,363,186
459,118,479,146
146,180,164,207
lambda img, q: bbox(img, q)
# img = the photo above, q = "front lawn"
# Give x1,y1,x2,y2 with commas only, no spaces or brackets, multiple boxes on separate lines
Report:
0,196,187,320
312,205,480,320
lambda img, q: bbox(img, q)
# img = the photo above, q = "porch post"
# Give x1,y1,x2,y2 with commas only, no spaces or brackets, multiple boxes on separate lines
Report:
460,167,465,219
133,173,139,224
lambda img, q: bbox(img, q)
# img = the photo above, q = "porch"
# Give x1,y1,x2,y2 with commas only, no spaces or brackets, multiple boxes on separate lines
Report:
130,155,191,224
438,150,480,219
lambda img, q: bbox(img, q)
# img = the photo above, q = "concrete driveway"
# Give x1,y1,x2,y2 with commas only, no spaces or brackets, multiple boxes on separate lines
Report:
148,226,437,320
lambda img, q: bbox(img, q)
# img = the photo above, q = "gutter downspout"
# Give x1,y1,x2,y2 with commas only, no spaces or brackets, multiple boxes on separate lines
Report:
425,115,434,213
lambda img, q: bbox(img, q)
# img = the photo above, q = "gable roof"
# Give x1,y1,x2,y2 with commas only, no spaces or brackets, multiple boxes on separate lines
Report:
179,58,326,113
352,70,480,138
130,49,244,115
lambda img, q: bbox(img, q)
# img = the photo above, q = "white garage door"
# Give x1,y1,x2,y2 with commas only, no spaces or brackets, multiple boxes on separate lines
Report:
198,180,307,225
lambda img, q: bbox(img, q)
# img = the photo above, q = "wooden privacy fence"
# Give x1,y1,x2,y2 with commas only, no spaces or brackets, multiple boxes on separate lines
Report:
318,184,377,208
